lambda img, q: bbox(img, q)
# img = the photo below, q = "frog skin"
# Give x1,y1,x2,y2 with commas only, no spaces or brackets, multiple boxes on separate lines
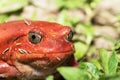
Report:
0,20,75,80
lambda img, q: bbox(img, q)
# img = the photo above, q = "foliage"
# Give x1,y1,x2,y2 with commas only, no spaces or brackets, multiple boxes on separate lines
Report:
0,0,28,13
56,0,100,9
57,49,119,80
46,75,54,80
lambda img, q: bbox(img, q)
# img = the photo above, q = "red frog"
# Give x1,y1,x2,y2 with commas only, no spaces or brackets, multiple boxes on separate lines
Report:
0,20,75,80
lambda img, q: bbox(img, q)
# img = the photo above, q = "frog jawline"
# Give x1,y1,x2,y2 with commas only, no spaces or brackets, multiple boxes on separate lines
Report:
14,54,73,80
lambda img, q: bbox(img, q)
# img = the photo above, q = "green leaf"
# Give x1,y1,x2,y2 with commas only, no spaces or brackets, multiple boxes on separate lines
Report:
0,14,8,23
57,67,90,80
108,51,118,74
56,0,86,9
90,59,102,70
99,49,110,74
56,10,80,27
81,23,94,45
79,62,100,80
99,73,120,80
114,40,120,53
0,0,28,13
46,75,54,80
75,23,94,45
74,42,88,60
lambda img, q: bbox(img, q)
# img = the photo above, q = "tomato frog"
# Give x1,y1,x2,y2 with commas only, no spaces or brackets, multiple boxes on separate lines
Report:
0,20,75,80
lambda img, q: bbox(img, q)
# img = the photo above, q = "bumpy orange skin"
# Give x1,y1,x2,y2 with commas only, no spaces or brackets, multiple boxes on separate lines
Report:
0,20,74,80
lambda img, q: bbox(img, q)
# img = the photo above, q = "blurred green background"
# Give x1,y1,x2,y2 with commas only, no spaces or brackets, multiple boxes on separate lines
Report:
0,0,120,80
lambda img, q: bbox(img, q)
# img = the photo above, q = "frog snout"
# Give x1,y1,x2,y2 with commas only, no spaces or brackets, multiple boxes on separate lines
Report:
40,39,74,53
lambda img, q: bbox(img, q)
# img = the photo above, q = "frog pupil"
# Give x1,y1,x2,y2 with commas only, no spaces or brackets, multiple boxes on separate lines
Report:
32,35,36,40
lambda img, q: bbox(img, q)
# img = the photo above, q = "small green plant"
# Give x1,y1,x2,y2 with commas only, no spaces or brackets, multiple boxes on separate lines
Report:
56,48,119,80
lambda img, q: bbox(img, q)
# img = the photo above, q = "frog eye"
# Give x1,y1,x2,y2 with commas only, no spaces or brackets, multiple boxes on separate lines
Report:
28,32,42,44
65,31,73,42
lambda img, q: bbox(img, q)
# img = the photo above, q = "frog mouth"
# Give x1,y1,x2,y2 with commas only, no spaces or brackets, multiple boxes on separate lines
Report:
16,50,74,69
16,49,74,63
14,51,74,79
